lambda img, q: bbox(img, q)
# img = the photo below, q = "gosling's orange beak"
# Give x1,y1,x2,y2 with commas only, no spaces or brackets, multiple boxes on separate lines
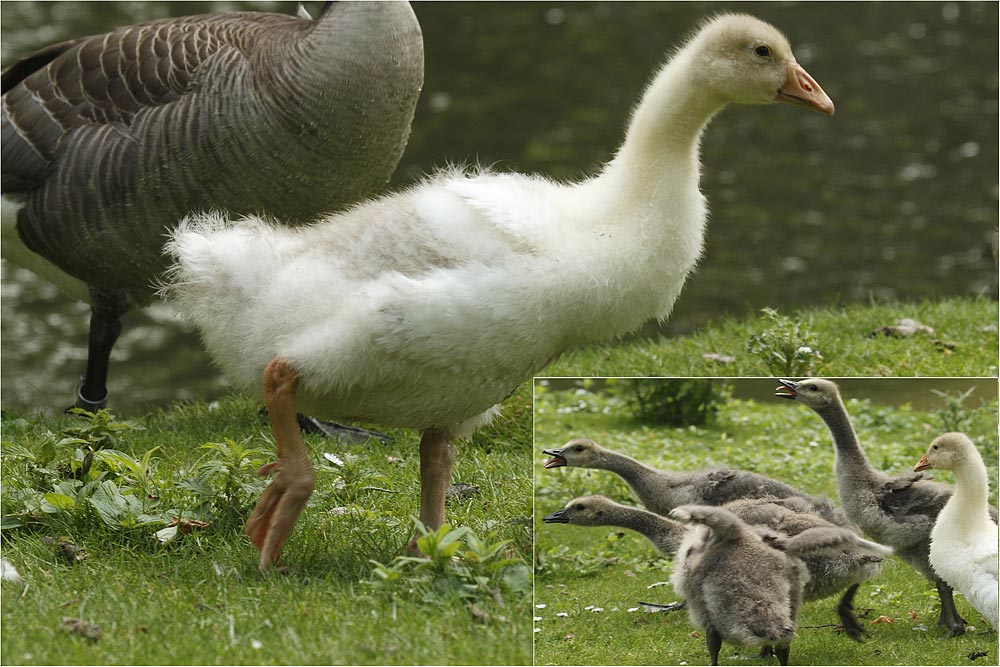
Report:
777,61,835,116
913,454,932,472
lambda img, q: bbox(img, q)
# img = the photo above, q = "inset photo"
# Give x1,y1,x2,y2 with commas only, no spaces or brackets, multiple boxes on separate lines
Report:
533,377,998,666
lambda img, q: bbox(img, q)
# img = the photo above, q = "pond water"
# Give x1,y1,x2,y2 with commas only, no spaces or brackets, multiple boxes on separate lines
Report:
2,1,997,414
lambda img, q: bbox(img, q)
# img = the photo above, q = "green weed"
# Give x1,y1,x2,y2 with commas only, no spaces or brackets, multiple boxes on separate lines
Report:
746,307,824,376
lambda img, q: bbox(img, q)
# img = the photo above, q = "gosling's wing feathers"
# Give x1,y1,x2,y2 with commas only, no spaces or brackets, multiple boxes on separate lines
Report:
877,473,950,526
704,469,739,486
442,172,568,249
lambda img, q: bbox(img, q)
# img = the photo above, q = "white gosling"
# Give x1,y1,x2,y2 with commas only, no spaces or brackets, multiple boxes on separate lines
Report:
163,14,833,571
915,433,999,630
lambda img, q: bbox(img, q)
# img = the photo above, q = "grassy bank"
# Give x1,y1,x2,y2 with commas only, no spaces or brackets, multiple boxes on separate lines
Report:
533,379,999,666
0,387,533,665
547,297,998,377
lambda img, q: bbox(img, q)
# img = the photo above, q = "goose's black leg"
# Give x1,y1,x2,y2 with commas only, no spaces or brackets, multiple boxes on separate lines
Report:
837,583,864,641
774,644,790,666
75,288,127,412
706,625,723,666
935,579,967,637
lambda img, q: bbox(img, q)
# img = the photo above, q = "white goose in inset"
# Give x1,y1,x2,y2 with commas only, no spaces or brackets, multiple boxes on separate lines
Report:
915,432,999,630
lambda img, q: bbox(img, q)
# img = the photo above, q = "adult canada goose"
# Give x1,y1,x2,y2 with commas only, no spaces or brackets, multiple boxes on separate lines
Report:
914,432,999,629
776,378,999,636
542,438,853,528
668,504,889,666
544,494,887,639
164,14,832,571
1,1,424,411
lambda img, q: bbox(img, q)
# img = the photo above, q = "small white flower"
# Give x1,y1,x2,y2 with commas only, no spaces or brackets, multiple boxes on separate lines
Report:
556,612,569,618
323,453,344,466
250,640,262,650
589,607,604,613
535,603,546,609
797,346,813,354
627,607,640,613
534,616,543,622
534,628,541,633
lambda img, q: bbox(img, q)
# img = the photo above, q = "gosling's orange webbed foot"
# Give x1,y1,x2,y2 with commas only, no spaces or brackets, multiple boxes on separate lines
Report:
246,357,315,573
246,458,315,571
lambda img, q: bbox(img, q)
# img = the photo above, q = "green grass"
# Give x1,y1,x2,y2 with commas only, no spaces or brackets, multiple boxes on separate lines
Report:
533,380,999,666
545,297,998,377
0,387,533,665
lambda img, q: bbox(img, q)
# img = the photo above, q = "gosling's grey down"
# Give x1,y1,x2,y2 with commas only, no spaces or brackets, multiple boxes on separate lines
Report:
668,504,891,666
545,494,888,640
543,438,855,529
776,378,999,637
0,1,424,411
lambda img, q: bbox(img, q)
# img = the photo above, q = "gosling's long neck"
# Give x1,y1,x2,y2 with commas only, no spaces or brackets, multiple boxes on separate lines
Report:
815,396,880,491
605,504,686,556
947,454,993,526
596,452,679,512
556,44,727,343
589,45,726,223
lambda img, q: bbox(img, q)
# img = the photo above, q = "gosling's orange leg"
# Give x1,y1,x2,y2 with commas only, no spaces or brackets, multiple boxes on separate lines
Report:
245,358,315,572
408,427,456,554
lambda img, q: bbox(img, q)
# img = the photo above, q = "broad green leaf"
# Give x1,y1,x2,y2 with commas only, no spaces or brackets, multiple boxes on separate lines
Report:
87,481,127,526
0,516,24,530
42,493,76,510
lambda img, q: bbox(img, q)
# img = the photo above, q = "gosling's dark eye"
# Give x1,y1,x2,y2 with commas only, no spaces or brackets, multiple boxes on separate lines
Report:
575,504,585,511
755,45,771,57
932,445,938,450
574,445,584,452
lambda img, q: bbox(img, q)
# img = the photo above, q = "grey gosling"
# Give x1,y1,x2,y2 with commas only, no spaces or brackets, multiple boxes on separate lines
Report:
669,504,891,666
542,438,854,528
776,378,999,637
545,494,888,639
543,494,688,555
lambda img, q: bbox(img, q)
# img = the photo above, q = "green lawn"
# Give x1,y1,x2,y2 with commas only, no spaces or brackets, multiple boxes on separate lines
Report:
0,387,533,665
1,296,997,665
547,297,998,377
533,379,999,666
